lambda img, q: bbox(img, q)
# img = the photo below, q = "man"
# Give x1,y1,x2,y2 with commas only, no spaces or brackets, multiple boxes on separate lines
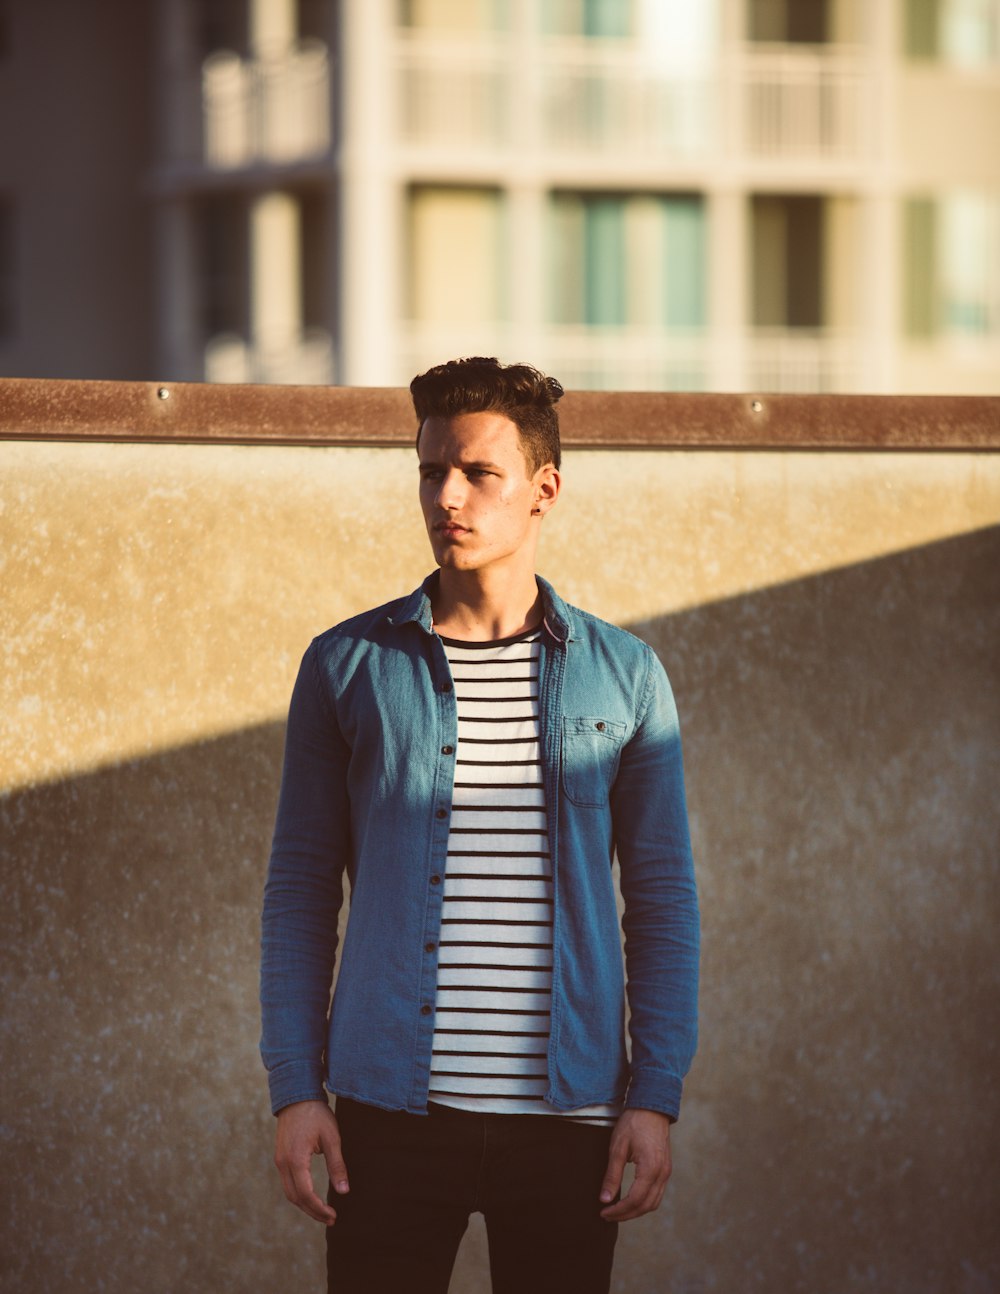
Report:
260,357,699,1294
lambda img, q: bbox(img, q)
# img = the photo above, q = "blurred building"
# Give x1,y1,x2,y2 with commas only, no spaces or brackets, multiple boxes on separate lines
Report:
0,0,998,392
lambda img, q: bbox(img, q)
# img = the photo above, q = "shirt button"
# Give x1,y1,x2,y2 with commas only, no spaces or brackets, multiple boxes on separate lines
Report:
440,681,452,693
595,721,606,731
436,808,447,819
425,942,436,953
420,1004,432,1016
430,874,441,885
441,745,454,755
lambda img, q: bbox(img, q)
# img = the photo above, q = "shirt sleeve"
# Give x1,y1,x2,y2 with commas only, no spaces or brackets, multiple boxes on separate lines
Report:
612,644,700,1120
259,640,352,1114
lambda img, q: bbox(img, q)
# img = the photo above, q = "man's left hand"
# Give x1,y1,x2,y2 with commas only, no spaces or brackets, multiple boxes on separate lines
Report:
599,1108,672,1221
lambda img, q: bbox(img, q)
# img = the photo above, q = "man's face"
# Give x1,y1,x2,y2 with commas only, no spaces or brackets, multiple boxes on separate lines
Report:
418,411,558,575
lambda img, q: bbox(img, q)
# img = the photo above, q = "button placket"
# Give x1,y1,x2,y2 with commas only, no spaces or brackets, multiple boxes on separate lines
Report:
416,640,455,1083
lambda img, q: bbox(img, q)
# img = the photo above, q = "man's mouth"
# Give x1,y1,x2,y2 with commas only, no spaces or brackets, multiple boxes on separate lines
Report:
434,522,469,535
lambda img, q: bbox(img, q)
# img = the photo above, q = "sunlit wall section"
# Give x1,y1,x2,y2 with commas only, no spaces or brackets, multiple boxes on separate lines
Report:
3,425,997,793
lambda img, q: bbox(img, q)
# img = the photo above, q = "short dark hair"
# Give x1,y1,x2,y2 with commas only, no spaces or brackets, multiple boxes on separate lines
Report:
410,356,563,473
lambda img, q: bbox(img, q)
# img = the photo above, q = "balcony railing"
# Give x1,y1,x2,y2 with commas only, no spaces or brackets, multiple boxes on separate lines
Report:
540,45,713,157
204,329,335,385
399,324,709,394
397,36,509,148
747,329,860,393
395,34,871,165
737,45,869,159
536,327,711,391
400,323,861,394
166,40,331,169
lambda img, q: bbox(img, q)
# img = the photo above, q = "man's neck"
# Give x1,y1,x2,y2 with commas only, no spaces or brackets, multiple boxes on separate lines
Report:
431,567,543,642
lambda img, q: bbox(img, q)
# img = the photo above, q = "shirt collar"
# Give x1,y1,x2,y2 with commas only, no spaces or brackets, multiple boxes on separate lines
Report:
388,572,574,644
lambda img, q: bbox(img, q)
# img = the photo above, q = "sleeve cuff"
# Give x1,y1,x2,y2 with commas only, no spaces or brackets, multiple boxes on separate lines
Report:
625,1067,684,1122
267,1059,328,1116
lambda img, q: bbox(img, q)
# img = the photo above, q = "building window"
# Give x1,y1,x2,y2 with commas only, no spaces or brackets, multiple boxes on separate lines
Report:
406,186,506,325
544,1,718,55
300,189,329,334
905,193,1000,337
751,195,825,329
905,0,1000,64
398,0,510,31
196,189,332,384
904,199,937,336
748,0,829,42
542,0,633,37
550,192,706,329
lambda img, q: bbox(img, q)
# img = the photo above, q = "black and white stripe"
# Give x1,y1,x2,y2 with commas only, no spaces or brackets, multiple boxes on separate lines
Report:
430,628,618,1125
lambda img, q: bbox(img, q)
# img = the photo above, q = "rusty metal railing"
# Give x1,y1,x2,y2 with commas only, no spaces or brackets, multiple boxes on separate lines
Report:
0,378,997,450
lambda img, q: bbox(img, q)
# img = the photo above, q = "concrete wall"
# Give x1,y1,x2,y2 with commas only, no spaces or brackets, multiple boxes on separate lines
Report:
2,424,999,1291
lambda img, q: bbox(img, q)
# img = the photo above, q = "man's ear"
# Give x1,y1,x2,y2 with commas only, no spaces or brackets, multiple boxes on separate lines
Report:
532,464,561,516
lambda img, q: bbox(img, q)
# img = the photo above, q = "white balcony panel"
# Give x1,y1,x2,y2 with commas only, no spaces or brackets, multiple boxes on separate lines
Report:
748,329,861,392
397,323,514,387
397,36,509,147
399,324,710,392
394,34,871,167
738,46,869,160
204,329,335,384
540,327,711,390
540,42,715,158
396,33,713,157
400,325,864,393
196,40,331,169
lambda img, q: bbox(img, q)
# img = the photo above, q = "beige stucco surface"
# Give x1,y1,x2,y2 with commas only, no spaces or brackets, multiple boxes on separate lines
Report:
2,439,998,1292
897,69,1000,187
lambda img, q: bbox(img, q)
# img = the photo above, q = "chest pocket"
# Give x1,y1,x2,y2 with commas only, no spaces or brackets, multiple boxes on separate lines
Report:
561,716,628,807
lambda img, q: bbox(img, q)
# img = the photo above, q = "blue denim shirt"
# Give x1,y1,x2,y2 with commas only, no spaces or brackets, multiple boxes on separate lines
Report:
260,575,699,1120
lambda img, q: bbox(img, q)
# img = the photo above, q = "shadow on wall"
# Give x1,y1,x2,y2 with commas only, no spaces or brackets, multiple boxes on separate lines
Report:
2,528,998,1294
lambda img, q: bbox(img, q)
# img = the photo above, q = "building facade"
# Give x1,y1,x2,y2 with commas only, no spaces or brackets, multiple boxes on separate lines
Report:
1,0,998,392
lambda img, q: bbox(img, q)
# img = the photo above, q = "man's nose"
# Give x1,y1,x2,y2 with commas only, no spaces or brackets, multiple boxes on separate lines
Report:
436,470,465,510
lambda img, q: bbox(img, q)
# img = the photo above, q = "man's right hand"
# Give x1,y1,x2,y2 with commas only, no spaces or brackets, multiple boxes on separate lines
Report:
274,1099,349,1226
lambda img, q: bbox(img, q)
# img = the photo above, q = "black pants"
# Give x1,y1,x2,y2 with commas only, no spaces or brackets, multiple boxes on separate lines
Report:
326,1098,619,1294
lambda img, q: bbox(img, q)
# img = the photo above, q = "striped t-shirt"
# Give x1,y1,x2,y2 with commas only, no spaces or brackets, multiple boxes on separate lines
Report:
428,626,620,1125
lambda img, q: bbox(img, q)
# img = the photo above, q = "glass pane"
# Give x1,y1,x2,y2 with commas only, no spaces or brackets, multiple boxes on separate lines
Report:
550,195,587,324
904,0,940,57
584,0,632,37
748,0,828,42
751,194,824,327
663,198,706,327
903,198,938,337
637,0,716,65
942,193,998,332
408,187,505,323
585,198,627,325
541,0,632,36
785,196,824,328
942,0,1000,64
398,0,510,31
